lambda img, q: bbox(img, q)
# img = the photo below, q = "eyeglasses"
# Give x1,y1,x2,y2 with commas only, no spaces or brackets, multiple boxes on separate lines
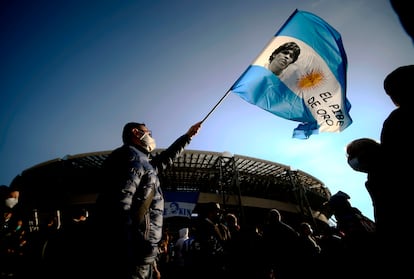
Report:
138,129,152,136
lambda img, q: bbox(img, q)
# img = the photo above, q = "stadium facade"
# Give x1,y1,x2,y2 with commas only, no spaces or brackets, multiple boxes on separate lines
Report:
10,149,333,231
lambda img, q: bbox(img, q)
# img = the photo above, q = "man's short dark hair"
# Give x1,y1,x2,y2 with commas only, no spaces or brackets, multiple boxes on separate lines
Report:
122,122,145,144
269,41,301,63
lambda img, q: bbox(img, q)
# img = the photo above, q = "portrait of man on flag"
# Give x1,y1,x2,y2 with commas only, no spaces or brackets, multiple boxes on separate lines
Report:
231,9,352,139
163,191,200,218
264,41,301,76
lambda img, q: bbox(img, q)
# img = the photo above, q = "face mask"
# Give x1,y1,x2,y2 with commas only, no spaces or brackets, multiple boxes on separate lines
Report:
348,157,367,173
140,133,156,152
5,197,18,209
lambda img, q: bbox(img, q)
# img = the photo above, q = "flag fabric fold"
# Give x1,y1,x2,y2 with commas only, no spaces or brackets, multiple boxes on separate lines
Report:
231,9,352,139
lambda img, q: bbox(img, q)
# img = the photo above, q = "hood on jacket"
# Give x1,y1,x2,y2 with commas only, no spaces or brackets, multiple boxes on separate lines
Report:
178,227,189,239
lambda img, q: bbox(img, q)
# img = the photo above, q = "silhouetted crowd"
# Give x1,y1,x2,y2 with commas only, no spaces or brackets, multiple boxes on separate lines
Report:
1,192,378,279
151,200,377,279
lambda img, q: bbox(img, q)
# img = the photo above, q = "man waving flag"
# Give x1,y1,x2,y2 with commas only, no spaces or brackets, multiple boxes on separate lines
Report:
231,9,352,139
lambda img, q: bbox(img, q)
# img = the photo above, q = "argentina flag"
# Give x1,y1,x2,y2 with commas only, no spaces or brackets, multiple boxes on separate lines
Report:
231,9,352,139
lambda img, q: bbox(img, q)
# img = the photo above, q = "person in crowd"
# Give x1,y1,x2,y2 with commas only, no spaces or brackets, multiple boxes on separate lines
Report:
327,191,376,237
2,188,20,211
223,213,244,278
190,202,230,279
375,65,414,276
346,138,382,223
297,222,321,277
317,225,345,279
381,65,413,223
297,221,321,257
94,120,202,279
326,191,376,278
155,228,172,279
260,208,300,279
0,187,22,234
0,186,27,278
180,226,196,279
172,227,189,277
344,65,413,277
266,41,301,76
225,213,240,237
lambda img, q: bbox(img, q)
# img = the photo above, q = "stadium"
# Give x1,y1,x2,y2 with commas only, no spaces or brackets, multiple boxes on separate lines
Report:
9,149,333,231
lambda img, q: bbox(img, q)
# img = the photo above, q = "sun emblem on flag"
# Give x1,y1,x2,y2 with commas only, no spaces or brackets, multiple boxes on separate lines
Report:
297,69,325,90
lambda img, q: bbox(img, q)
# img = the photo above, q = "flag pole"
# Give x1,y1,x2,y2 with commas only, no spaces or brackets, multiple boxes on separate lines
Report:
201,89,231,123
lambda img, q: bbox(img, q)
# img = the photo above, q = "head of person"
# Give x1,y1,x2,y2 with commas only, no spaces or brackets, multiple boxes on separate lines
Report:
226,213,238,227
383,65,414,107
327,191,352,215
204,202,222,223
122,122,156,153
346,138,381,173
5,190,19,209
0,186,20,210
178,227,189,239
268,41,301,75
267,208,282,224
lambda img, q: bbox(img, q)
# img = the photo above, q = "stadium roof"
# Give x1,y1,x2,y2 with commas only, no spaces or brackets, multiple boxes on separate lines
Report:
11,149,331,218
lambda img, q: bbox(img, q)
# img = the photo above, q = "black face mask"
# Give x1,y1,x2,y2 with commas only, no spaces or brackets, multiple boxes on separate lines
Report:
348,156,371,173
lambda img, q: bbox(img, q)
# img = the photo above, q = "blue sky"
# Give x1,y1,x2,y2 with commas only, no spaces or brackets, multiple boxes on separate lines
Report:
1,0,413,220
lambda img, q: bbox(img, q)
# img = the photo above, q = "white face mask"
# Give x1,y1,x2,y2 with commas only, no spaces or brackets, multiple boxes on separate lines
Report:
5,197,18,208
140,133,156,152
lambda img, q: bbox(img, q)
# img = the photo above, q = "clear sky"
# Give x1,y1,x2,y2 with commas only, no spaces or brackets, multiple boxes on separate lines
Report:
1,0,412,221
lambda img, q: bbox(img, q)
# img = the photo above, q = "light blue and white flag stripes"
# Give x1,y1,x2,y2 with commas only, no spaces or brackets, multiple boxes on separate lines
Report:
231,9,352,139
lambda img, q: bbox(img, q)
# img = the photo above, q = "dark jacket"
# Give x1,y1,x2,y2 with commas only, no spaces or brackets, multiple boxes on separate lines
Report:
95,134,191,264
